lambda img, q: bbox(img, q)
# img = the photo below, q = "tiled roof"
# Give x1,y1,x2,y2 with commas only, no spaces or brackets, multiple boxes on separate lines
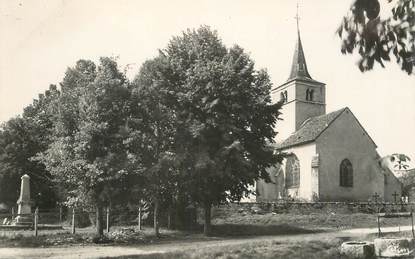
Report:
276,108,347,150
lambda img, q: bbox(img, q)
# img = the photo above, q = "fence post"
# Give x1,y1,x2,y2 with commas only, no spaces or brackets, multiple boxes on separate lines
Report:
106,207,110,233
167,209,171,230
71,207,76,234
138,206,142,230
11,207,15,220
34,207,39,237
59,206,63,224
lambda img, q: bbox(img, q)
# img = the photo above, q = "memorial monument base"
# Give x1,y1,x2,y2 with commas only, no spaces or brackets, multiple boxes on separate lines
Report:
14,202,32,226
14,216,32,226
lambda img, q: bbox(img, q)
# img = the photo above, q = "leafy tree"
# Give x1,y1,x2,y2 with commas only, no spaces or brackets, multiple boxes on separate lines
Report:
127,57,180,236
397,168,415,195
391,153,411,169
379,153,412,195
338,0,414,74
139,26,283,235
37,58,132,236
0,85,60,208
380,153,412,170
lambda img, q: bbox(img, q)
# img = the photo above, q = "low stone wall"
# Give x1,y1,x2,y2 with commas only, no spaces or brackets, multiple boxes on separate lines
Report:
217,202,415,215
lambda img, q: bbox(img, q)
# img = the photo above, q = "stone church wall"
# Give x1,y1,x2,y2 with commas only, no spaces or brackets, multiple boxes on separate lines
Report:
294,81,326,130
271,82,297,141
284,143,316,200
295,101,325,131
383,168,403,202
256,143,316,202
316,110,385,201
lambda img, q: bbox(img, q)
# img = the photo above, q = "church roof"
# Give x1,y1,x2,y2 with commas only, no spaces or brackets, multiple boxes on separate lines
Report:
276,108,347,149
276,107,378,150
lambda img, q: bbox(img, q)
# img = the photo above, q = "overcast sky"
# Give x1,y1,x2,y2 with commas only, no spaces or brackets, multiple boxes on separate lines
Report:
1,0,414,167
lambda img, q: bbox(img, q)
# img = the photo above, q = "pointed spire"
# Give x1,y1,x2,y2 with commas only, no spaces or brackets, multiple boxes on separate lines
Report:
288,3,313,81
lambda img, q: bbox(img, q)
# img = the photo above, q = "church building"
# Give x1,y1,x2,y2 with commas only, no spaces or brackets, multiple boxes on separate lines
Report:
256,22,402,202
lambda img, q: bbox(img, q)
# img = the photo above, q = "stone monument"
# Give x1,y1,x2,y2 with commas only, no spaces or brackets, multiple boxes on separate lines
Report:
15,174,32,226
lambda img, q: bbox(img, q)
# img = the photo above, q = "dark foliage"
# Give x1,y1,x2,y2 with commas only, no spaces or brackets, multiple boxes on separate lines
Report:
338,0,415,74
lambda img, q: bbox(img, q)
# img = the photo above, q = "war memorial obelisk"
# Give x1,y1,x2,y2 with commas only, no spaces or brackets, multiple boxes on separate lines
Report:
15,174,32,226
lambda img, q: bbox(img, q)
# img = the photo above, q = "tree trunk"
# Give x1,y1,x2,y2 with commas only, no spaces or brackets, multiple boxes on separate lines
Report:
153,198,160,237
203,202,212,236
96,204,104,236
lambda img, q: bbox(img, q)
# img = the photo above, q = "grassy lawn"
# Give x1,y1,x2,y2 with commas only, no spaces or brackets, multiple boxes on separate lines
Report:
0,226,208,248
211,206,413,231
99,231,415,259
0,221,323,248
100,238,346,259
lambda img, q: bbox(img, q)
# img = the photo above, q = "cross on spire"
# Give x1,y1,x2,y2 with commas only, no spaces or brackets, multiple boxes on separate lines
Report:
295,3,300,34
287,2,313,82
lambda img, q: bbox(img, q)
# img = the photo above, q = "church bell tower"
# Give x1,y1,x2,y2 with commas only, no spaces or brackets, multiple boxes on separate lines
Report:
272,8,326,141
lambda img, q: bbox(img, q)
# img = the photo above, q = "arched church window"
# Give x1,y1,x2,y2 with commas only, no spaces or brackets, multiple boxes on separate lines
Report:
280,91,288,103
309,89,314,101
285,154,300,188
340,159,353,187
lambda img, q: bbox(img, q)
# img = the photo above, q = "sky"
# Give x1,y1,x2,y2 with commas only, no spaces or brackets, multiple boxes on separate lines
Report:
0,0,414,167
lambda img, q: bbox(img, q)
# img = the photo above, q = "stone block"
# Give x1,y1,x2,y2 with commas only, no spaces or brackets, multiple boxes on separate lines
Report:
374,238,414,258
340,241,374,259
15,215,32,226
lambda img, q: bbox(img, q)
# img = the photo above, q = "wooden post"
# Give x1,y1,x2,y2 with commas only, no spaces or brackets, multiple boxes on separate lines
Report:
59,206,63,224
71,207,76,234
106,207,110,233
34,207,39,237
167,209,171,230
138,206,142,230
377,214,381,237
411,209,414,238
11,207,15,220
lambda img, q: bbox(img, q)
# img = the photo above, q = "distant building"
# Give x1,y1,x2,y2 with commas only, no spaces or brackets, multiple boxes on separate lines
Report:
256,23,401,202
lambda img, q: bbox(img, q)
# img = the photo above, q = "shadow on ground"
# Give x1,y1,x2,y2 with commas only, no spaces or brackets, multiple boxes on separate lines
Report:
209,223,320,237
100,254,175,259
101,224,327,258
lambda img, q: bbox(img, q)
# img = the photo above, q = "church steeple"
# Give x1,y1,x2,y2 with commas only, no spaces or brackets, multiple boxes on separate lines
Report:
287,4,313,81
272,3,326,140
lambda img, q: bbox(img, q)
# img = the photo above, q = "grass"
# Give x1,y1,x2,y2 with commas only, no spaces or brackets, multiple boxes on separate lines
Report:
211,207,414,231
172,239,343,259
0,226,214,248
100,238,346,259
0,231,83,247
102,231,415,259
210,223,316,236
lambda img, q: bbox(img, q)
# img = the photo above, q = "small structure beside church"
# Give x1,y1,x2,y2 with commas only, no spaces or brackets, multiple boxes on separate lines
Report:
15,174,32,226
256,19,402,202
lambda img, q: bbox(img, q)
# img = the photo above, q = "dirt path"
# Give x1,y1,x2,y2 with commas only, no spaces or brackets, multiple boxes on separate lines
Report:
0,226,412,259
